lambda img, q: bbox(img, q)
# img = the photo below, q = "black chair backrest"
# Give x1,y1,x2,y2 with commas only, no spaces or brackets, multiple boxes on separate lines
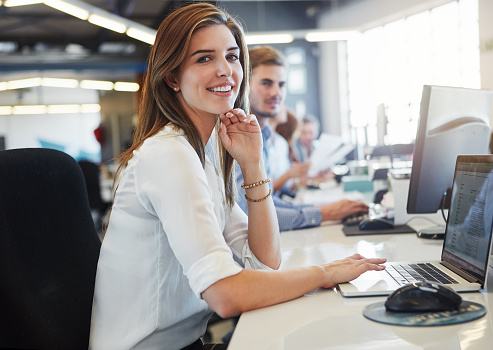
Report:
78,160,105,211
370,143,414,159
0,148,101,350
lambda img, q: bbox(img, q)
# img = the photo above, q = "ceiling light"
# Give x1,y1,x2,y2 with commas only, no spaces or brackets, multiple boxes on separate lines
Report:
47,104,80,114
0,106,12,115
7,78,42,90
126,27,156,45
44,0,89,20
88,13,126,33
80,80,114,90
41,78,79,88
99,42,132,54
12,105,47,115
245,34,294,45
114,82,140,92
0,42,17,53
0,77,140,91
80,104,101,113
0,104,101,115
305,31,359,42
43,0,158,44
4,0,43,6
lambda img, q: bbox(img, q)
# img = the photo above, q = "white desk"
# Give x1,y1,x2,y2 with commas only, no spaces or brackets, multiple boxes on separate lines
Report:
228,222,493,350
291,180,374,206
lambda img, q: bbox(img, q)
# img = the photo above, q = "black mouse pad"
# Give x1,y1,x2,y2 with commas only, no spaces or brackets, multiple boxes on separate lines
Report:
343,224,416,236
363,301,486,326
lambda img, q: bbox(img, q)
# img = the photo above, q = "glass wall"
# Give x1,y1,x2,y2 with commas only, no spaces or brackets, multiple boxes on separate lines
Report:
346,0,480,147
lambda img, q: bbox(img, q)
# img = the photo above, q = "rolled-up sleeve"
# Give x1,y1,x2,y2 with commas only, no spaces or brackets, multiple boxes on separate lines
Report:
186,251,243,297
223,201,275,270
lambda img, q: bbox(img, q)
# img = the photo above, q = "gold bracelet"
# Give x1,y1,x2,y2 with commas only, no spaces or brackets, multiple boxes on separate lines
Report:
241,178,271,189
244,188,272,202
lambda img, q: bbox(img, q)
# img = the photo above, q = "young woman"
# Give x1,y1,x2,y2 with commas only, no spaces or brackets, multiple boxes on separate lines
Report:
89,3,386,350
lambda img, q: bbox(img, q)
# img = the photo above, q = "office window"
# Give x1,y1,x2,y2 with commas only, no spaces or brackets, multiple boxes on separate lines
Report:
346,0,480,147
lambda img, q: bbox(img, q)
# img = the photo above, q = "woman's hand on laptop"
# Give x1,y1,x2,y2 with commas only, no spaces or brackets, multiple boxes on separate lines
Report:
319,254,387,288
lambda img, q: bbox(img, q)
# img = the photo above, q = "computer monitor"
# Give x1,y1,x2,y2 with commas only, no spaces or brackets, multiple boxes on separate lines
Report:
407,85,493,235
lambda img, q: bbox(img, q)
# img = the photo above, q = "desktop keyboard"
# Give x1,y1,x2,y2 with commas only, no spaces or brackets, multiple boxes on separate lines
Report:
386,263,458,286
341,204,386,227
342,212,368,226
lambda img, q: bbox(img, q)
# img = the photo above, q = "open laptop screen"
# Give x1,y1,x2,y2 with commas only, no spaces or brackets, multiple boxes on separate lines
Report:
441,155,493,284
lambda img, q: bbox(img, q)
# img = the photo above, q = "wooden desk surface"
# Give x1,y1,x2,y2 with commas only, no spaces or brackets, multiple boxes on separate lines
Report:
228,222,493,350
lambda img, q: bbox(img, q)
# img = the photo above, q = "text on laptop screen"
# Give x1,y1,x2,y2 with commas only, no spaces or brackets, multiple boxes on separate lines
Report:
442,158,493,280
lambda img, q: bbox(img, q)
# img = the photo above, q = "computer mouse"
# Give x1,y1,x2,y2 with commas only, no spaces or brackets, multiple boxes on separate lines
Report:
385,281,462,312
358,216,394,230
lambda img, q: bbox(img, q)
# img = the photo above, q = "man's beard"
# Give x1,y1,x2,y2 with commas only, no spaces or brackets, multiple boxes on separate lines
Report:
250,105,278,119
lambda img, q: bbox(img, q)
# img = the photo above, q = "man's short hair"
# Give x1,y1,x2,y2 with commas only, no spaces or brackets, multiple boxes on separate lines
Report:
302,114,320,135
248,46,285,70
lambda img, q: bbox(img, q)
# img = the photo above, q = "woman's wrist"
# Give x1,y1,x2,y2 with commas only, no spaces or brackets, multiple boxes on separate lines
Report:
314,265,327,285
241,178,271,189
239,160,267,184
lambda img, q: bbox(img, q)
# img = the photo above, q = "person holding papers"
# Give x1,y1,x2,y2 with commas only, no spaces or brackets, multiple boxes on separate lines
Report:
292,114,319,162
268,106,309,194
269,108,335,194
235,46,368,231
292,115,339,185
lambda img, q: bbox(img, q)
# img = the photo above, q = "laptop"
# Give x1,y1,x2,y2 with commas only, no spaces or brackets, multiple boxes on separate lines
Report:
336,154,493,297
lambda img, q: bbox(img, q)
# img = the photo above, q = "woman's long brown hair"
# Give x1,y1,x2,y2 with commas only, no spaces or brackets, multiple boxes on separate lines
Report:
112,3,250,214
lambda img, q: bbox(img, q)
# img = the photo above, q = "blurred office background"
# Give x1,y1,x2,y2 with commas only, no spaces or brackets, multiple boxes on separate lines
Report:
0,0,492,163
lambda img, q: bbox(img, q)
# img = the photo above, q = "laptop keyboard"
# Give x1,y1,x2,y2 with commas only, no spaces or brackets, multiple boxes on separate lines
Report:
386,263,459,286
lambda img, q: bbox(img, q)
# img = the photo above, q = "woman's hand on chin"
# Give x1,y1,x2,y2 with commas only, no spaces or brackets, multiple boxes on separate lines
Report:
218,108,263,166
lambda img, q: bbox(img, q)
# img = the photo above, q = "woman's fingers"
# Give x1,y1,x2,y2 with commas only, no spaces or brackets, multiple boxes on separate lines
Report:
242,113,259,126
230,108,247,120
221,108,244,124
335,254,387,274
320,255,387,288
219,108,257,127
347,253,364,260
346,254,387,266
353,257,387,273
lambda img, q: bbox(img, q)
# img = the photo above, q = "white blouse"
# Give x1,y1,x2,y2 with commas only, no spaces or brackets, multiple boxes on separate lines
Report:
90,125,269,350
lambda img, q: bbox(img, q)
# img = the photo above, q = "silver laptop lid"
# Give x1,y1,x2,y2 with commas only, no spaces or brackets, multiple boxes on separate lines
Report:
441,154,493,287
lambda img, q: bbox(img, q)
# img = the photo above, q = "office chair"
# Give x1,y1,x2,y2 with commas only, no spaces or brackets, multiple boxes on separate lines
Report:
78,160,112,233
369,143,414,202
0,148,102,350
370,143,414,163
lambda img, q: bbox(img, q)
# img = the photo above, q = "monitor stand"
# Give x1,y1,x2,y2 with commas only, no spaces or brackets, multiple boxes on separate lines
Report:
415,192,449,240
416,225,446,239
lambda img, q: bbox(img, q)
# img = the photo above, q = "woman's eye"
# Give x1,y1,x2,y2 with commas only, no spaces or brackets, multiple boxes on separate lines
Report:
197,56,211,63
227,54,239,61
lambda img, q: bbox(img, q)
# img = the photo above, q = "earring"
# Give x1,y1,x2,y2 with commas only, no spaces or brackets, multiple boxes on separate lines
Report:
174,87,178,91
